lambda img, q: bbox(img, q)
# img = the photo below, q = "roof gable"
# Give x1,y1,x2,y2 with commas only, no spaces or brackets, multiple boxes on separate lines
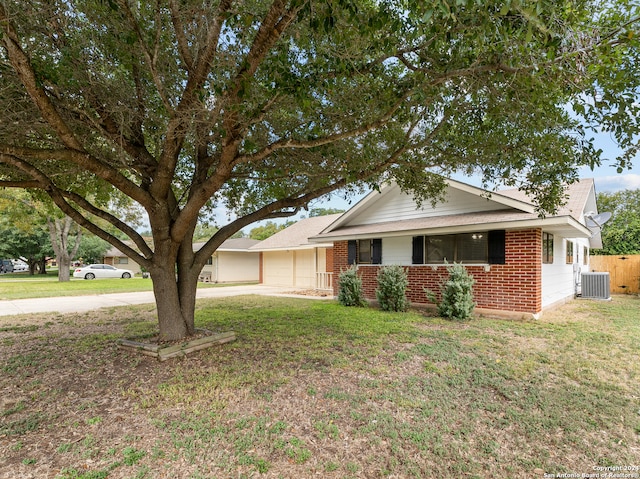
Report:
329,179,535,231
250,214,342,251
313,178,598,244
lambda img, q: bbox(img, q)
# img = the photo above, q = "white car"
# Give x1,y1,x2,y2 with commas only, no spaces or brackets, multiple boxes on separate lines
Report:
12,262,28,272
73,264,134,279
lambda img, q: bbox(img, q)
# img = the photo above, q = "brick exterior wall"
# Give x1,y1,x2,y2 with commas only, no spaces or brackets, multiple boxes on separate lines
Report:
325,247,334,273
332,229,542,315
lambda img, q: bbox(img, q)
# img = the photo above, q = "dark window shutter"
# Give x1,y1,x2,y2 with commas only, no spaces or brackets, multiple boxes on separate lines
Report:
372,239,382,264
488,230,506,264
347,240,357,265
412,236,424,264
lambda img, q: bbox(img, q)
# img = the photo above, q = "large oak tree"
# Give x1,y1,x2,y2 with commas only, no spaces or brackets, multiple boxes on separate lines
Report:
0,0,638,340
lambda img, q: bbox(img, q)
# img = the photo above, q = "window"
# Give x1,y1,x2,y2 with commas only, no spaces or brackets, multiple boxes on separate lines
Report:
542,233,554,264
116,257,129,264
413,231,502,264
348,239,382,265
359,239,372,264
457,233,488,263
206,257,213,265
583,246,589,265
426,235,456,263
566,240,574,264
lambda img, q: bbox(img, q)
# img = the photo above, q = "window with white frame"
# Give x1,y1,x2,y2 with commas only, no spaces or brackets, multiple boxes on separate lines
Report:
566,240,574,264
542,233,554,264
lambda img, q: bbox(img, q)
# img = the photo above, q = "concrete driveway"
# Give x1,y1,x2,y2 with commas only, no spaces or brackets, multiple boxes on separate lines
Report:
0,285,332,317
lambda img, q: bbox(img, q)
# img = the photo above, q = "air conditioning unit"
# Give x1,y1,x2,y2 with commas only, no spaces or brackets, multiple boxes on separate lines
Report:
581,272,611,300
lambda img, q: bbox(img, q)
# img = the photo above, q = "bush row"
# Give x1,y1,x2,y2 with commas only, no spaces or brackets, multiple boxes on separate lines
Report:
337,263,475,320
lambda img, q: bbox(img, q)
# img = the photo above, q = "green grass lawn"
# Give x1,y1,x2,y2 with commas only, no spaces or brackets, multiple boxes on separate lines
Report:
0,273,224,300
0,295,639,478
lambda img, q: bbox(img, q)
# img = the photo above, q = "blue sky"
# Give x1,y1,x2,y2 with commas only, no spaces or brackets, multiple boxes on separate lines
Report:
581,133,640,193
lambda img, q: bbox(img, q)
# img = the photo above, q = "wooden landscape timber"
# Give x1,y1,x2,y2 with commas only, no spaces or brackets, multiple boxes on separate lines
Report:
117,330,236,361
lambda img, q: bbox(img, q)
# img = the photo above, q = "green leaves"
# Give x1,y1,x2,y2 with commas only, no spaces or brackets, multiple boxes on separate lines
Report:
593,190,640,255
0,0,638,254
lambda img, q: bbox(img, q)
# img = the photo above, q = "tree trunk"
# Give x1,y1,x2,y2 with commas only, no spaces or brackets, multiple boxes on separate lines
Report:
47,217,82,283
58,255,71,281
150,260,199,342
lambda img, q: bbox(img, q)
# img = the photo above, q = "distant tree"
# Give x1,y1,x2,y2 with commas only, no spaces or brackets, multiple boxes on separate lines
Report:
0,219,53,274
194,223,245,242
193,224,219,242
46,216,83,281
309,208,345,217
76,235,111,265
249,220,296,241
592,190,640,255
0,190,83,280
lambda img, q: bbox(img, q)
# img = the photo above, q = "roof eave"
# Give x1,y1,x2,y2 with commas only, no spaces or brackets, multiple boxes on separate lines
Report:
250,242,334,252
310,216,592,242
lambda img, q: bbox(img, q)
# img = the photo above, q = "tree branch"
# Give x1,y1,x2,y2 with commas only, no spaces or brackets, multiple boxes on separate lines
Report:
0,180,41,188
0,152,151,267
0,4,83,151
232,90,413,166
60,190,153,259
0,144,152,207
119,0,174,113
168,0,194,70
150,0,232,201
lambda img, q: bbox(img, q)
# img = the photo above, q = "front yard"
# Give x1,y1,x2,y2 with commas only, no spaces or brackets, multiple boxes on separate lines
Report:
1,295,639,478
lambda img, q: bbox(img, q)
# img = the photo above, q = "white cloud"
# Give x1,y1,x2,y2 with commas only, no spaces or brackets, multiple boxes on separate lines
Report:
594,174,640,192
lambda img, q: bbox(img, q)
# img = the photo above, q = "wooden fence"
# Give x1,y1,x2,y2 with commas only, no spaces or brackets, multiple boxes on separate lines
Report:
590,255,640,294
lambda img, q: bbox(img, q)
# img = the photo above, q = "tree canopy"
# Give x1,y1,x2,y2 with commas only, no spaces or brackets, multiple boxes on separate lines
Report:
0,0,638,340
592,190,640,255
249,220,296,240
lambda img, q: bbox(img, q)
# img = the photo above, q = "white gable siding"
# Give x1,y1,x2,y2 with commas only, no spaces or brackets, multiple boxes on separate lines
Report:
346,185,504,226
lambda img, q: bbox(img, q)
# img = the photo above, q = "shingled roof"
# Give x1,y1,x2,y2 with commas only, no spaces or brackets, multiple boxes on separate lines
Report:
250,214,342,251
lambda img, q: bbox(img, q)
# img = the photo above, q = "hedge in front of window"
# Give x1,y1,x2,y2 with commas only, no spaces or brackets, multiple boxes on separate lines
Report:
337,265,367,307
375,265,409,312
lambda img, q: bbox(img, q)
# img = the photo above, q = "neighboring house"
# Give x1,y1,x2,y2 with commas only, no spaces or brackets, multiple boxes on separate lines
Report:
250,214,342,290
196,238,260,283
103,245,143,275
310,178,602,319
103,238,260,282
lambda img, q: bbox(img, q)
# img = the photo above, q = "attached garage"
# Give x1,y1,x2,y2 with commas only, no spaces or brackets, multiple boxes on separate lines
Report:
262,250,294,286
251,215,340,290
197,238,260,283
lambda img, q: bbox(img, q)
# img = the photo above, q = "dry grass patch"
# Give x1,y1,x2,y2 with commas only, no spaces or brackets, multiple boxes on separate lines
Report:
0,295,639,478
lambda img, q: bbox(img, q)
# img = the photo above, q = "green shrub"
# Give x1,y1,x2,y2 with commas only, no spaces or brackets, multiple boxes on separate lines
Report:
337,265,367,307
375,265,409,312
426,263,475,320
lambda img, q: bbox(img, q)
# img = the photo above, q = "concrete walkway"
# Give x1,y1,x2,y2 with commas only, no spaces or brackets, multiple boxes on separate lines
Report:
0,285,332,317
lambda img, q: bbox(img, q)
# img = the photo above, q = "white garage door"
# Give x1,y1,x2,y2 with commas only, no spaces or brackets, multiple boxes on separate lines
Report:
263,251,294,287
294,249,315,289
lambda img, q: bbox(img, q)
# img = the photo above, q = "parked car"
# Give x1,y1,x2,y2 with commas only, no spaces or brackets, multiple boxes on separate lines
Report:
1,259,14,273
73,264,134,279
12,262,28,272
